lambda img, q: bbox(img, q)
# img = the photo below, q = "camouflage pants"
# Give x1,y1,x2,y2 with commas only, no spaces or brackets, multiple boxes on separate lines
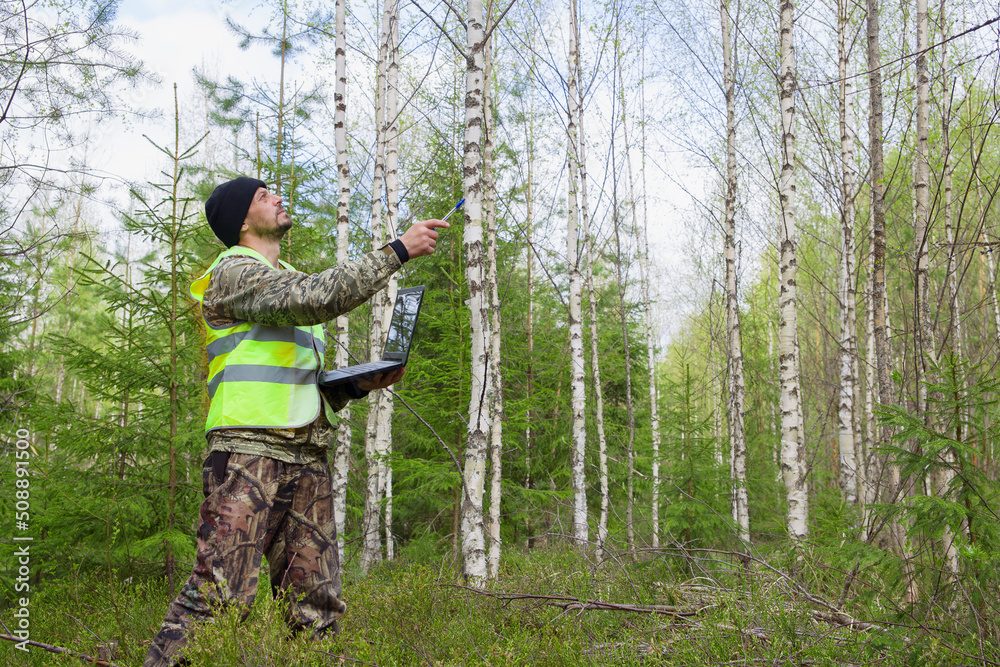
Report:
143,453,346,667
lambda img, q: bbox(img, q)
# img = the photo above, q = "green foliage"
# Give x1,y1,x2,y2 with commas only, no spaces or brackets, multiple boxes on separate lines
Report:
875,355,1000,600
660,358,729,546
0,127,213,587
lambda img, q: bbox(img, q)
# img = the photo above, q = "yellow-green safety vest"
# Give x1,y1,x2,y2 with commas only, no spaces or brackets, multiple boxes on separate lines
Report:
189,246,334,432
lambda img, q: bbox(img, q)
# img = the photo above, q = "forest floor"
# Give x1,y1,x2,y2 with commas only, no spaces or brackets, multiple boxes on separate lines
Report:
1,543,996,666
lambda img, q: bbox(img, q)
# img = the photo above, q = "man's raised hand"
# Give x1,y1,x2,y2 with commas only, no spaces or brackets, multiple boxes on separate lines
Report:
399,219,449,259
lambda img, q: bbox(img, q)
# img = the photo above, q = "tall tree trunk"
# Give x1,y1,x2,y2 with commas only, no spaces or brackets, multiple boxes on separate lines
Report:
862,256,877,539
612,15,637,559
968,79,999,478
936,0,960,576
567,0,588,548
722,0,750,544
908,0,934,597
361,1,392,573
484,30,504,581
524,83,536,550
867,0,914,599
461,0,490,584
778,0,807,543
837,0,859,508
577,40,609,561
628,31,662,550
332,0,353,566
939,18,960,362
379,0,401,563
914,0,932,413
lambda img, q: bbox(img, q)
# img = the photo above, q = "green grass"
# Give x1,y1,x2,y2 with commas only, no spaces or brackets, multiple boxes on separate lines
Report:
1,544,997,666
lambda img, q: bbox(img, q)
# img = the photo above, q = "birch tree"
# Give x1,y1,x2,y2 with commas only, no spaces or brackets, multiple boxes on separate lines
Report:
460,0,490,583
613,14,638,558
914,0,933,418
778,0,808,543
577,28,611,560
932,0,960,576
380,0,402,562
484,30,505,580
332,0,352,565
867,0,913,599
523,73,537,549
836,0,860,508
939,0,961,364
360,0,395,573
567,0,589,548
621,26,661,550
721,0,749,543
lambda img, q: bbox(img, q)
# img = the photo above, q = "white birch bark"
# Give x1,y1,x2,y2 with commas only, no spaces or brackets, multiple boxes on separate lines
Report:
461,0,490,584
837,0,859,507
633,37,662,550
867,0,914,599
898,0,934,599
331,0,353,564
524,90,536,549
611,16,637,558
619,96,655,554
915,0,932,407
617,211,636,557
941,88,960,359
379,0,401,561
567,0,588,548
721,0,749,544
936,0,960,576
484,31,504,580
360,3,391,573
974,128,1000,337
778,0,808,543
862,266,876,538
576,54,608,561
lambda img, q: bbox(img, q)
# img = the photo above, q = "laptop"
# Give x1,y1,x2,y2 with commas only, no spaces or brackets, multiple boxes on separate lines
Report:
318,285,425,387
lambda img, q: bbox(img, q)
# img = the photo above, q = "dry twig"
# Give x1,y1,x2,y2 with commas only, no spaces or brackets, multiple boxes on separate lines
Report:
0,632,119,666
446,584,711,617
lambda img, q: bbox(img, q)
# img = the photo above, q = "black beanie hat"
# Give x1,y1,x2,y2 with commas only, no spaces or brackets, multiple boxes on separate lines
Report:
205,176,266,247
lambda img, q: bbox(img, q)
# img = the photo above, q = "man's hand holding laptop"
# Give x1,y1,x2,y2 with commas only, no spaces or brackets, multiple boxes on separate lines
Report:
356,367,405,392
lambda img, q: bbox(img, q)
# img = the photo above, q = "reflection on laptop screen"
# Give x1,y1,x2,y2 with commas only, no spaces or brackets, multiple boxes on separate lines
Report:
383,290,421,360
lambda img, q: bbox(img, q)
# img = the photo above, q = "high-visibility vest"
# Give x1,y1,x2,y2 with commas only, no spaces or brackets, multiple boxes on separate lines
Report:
189,246,334,432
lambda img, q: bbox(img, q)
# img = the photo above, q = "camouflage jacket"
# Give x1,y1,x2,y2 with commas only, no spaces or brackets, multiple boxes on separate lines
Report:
201,247,402,463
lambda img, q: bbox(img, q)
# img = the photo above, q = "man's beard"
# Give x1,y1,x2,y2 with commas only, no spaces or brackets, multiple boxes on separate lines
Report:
255,218,291,242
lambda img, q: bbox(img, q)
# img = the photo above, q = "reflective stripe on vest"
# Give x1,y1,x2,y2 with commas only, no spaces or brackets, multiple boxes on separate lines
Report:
190,245,333,432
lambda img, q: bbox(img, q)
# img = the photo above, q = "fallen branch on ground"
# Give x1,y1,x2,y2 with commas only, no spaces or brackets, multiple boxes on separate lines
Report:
446,584,711,617
0,632,119,666
809,608,884,632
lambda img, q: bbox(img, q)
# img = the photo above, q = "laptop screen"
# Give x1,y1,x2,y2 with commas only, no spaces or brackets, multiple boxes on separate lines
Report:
382,287,424,362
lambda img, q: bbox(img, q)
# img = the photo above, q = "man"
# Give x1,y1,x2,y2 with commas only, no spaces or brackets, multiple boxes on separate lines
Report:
144,176,447,667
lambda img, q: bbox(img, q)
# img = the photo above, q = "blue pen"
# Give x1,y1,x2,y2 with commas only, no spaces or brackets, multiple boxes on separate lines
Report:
441,198,465,222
